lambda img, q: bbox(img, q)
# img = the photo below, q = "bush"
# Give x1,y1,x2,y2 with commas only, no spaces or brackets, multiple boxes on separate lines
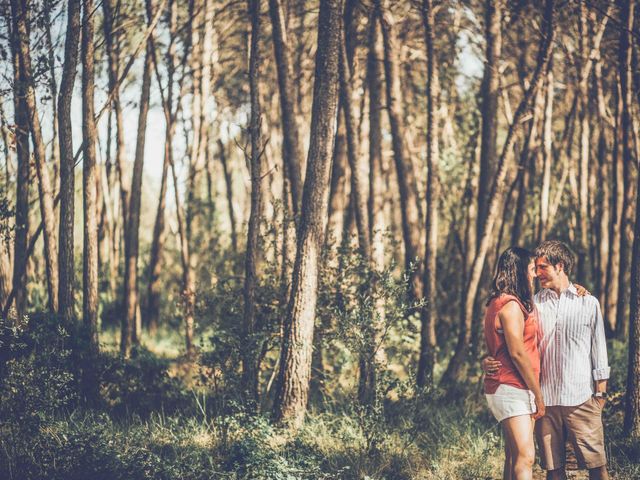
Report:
99,347,191,418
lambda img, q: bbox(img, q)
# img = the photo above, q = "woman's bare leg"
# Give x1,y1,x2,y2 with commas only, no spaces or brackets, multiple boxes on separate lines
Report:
502,424,513,480
502,415,535,480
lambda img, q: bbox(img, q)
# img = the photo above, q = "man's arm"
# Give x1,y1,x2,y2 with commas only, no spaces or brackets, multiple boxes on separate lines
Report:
591,300,610,402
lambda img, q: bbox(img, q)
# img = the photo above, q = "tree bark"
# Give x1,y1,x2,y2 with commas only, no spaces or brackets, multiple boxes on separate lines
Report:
538,66,553,241
218,140,238,252
377,0,422,303
417,0,439,388
273,0,341,429
102,0,130,291
81,0,99,347
623,0,640,435
606,86,623,332
11,0,59,314
616,0,636,337
81,0,100,405
269,0,304,219
57,0,81,323
242,0,265,406
122,0,154,356
476,0,502,240
9,6,30,320
145,0,178,335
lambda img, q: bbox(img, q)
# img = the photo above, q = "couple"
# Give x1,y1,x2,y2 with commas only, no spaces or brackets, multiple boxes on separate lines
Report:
483,240,610,480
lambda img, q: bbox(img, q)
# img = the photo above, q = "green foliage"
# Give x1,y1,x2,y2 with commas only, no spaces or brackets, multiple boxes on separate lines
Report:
0,313,78,431
99,347,190,418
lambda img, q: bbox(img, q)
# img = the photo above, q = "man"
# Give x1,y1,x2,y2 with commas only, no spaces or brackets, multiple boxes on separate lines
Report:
484,240,610,480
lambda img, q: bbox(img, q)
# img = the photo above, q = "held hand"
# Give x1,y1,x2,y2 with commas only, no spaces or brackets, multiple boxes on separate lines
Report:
481,356,501,376
533,395,546,420
575,283,590,297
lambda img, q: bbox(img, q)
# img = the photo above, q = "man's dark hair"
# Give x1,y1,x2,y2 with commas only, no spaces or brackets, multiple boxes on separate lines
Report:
535,240,575,276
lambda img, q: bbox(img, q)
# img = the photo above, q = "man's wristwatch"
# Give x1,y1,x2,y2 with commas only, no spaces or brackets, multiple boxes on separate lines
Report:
593,392,608,399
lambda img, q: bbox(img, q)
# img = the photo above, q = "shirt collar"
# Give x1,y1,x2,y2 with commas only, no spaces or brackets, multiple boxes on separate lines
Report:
540,283,578,298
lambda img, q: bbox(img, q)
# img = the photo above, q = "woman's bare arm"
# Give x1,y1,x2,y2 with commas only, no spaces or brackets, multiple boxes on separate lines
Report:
499,301,545,419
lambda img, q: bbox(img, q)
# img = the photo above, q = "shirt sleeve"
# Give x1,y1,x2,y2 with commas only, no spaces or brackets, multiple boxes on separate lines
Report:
591,299,610,381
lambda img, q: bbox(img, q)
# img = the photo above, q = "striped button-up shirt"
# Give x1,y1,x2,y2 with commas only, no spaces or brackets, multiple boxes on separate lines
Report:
534,284,610,407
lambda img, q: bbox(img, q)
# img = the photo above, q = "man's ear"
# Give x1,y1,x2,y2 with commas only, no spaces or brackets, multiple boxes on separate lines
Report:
556,262,565,274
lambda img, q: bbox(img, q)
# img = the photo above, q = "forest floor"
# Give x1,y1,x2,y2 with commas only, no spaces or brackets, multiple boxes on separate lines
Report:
1,326,637,479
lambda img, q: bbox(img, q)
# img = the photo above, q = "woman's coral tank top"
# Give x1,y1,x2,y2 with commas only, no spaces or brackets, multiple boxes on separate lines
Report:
484,293,540,394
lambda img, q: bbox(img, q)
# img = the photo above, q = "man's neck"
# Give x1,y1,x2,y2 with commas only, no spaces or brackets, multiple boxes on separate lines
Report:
550,277,570,296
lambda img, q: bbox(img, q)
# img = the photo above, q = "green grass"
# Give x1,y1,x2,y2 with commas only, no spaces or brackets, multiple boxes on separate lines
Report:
2,332,638,479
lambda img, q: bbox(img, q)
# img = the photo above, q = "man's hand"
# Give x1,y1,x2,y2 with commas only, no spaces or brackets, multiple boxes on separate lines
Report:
575,283,590,296
481,356,501,376
533,394,546,420
595,396,606,409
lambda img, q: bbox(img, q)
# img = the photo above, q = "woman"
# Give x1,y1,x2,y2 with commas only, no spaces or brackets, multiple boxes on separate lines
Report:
484,247,542,480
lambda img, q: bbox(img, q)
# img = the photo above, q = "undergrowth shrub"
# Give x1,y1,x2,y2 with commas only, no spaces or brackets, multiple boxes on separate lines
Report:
99,347,191,417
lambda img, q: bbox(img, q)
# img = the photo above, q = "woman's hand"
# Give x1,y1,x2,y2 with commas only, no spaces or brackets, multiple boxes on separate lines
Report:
575,283,590,297
533,395,546,420
482,356,502,375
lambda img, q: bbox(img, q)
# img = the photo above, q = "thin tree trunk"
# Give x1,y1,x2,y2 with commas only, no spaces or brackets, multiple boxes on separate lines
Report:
57,0,81,323
606,86,623,332
218,140,238,252
377,0,422,303
9,7,30,320
11,0,59,314
269,0,304,219
325,111,348,246
42,0,59,170
622,0,640,435
122,0,154,356
538,66,553,241
618,0,636,339
242,0,265,406
358,6,388,404
476,0,502,240
273,0,341,429
145,0,178,335
81,0,100,405
441,0,554,385
102,0,130,290
417,0,439,388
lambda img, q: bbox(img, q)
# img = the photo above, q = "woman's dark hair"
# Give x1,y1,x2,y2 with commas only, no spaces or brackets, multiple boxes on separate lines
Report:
487,247,535,312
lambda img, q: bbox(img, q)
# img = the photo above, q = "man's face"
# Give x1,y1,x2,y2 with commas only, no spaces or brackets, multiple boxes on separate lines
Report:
535,256,563,290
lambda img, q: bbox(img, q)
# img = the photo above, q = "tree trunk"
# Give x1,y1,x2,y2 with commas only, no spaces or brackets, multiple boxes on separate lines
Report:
81,0,100,404
622,0,640,435
476,0,502,240
102,0,130,290
242,0,265,407
122,0,154,356
616,1,636,337
417,0,439,388
145,0,178,336
9,9,30,320
11,0,59,314
377,0,422,303
218,140,238,252
441,0,554,385
273,0,341,429
57,0,81,323
325,110,348,246
538,66,553,241
606,87,623,332
268,0,304,219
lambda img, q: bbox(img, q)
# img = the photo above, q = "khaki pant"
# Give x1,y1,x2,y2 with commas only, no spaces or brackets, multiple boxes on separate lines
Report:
535,396,607,470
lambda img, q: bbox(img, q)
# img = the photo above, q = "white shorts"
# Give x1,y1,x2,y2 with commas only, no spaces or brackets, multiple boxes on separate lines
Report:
486,384,537,422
